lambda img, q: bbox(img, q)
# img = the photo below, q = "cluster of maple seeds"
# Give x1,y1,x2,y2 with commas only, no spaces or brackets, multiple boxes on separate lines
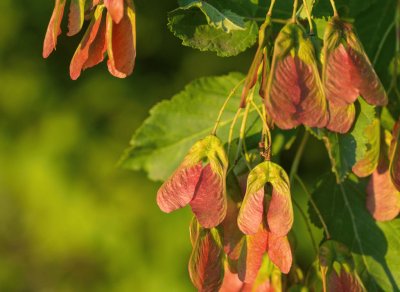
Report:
41,0,400,290
43,0,136,79
157,7,400,292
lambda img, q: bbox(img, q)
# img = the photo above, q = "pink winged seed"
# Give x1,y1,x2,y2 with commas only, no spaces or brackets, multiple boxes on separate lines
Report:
348,47,387,106
266,55,328,129
189,164,227,228
267,233,292,274
189,230,224,292
324,44,359,106
391,121,400,190
267,185,293,237
238,227,268,283
70,9,107,80
328,269,363,292
221,196,243,262
156,163,202,213
104,0,124,24
237,188,265,235
106,5,136,78
43,0,66,58
326,101,356,133
67,0,85,36
366,159,400,221
219,265,244,292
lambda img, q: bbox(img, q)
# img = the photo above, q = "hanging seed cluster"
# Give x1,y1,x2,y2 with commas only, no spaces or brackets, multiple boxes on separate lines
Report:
41,0,400,290
156,6,400,292
43,0,136,79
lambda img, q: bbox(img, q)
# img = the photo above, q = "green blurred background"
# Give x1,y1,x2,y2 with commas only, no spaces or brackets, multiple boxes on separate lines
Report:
0,0,328,290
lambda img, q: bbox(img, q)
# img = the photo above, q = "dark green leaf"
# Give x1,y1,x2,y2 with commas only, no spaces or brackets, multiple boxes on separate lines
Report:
168,0,259,56
310,175,400,291
308,98,376,182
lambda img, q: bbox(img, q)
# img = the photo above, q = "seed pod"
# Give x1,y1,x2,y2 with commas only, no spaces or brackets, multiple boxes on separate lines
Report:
70,5,107,80
265,23,328,129
106,0,136,78
323,17,387,108
189,220,225,292
157,135,228,228
319,240,364,292
267,233,292,274
240,17,272,107
237,161,293,237
68,0,86,36
366,157,400,221
238,225,269,283
220,176,244,272
43,0,67,58
104,0,124,24
326,101,355,134
390,119,400,190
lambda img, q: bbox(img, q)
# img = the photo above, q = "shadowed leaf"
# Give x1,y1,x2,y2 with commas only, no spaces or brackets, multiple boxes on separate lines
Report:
310,175,400,290
167,0,258,57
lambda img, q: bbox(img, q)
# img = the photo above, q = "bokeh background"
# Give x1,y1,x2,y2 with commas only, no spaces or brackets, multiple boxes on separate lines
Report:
0,0,328,290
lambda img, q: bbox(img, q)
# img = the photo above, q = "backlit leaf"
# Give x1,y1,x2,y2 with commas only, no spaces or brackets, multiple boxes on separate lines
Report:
120,73,261,181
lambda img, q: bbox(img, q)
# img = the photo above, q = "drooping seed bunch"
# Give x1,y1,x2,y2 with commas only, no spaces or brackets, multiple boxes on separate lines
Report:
43,0,136,79
242,16,387,133
155,1,399,291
